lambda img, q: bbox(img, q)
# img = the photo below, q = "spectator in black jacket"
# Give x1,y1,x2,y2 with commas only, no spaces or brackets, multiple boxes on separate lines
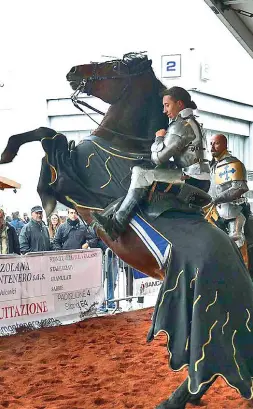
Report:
53,209,97,250
19,205,51,254
0,208,20,254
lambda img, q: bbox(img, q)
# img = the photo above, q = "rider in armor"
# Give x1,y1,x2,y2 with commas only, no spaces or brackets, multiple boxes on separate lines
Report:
209,133,249,247
93,86,210,240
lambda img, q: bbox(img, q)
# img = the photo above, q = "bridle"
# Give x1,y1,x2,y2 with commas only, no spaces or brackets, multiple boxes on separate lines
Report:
81,60,134,101
70,58,155,143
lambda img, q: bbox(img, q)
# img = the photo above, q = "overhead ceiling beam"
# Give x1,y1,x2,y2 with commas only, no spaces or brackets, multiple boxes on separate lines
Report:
204,0,253,58
223,1,249,4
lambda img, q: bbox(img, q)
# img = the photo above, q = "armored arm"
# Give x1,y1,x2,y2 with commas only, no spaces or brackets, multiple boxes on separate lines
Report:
213,180,248,204
151,133,190,165
151,119,196,166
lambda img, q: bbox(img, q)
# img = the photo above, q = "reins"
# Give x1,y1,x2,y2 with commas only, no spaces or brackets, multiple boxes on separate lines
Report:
70,61,155,144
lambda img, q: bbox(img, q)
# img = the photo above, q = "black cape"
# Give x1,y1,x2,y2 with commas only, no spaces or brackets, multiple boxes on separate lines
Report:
42,132,253,399
147,212,253,399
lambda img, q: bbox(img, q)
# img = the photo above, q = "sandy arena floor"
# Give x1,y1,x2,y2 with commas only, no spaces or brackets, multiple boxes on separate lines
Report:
0,308,252,409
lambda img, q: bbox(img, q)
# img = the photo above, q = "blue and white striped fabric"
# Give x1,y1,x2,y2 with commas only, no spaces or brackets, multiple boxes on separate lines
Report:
129,214,172,268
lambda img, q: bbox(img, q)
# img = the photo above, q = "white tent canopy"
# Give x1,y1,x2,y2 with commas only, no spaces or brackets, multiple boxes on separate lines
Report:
204,0,253,58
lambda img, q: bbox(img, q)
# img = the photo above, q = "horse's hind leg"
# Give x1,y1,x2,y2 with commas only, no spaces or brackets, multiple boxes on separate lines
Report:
188,375,218,404
0,127,56,164
155,378,191,409
155,376,217,409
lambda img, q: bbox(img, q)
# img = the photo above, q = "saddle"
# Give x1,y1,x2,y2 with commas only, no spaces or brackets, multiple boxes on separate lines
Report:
102,182,211,222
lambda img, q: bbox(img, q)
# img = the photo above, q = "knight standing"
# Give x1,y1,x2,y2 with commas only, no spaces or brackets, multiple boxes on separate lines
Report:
209,133,249,247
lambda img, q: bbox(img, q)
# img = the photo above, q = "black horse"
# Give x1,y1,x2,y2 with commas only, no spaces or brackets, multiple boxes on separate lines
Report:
1,53,253,409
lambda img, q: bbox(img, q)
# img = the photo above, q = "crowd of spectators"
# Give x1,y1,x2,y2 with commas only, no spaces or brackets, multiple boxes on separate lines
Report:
0,205,103,254
0,205,124,310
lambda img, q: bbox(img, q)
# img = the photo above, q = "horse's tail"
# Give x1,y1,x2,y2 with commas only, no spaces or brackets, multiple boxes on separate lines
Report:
0,127,56,164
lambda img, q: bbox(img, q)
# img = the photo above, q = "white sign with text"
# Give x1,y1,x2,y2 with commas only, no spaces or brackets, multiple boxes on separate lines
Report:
0,249,104,335
161,54,181,78
134,276,162,297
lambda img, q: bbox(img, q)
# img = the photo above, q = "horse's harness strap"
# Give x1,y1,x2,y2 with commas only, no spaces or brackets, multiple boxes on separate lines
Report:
86,61,152,82
164,183,173,193
79,62,152,100
148,182,174,202
71,94,154,144
148,182,157,202
72,98,105,116
70,61,155,143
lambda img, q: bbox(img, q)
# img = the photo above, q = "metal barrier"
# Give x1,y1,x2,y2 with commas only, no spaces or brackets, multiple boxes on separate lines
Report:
100,248,144,314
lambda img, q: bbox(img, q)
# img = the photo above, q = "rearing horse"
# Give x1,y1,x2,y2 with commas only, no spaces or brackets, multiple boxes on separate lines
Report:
1,53,168,279
2,53,253,409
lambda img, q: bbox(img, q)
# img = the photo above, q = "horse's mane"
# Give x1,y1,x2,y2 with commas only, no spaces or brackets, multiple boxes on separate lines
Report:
122,52,166,88
123,52,152,73
94,52,168,152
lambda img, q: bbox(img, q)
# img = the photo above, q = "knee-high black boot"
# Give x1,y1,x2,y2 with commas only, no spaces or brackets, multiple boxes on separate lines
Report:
92,187,147,241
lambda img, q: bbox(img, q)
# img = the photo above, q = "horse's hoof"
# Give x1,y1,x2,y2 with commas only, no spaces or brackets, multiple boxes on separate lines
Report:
155,399,186,409
0,151,15,164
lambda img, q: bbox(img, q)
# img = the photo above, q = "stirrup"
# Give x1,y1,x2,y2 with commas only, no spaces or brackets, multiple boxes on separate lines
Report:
92,212,123,241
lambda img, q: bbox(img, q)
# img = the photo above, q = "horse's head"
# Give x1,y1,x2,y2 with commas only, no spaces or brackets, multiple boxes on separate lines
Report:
66,52,153,104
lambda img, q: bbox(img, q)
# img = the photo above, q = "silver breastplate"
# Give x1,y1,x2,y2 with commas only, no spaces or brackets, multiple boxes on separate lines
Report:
165,116,208,172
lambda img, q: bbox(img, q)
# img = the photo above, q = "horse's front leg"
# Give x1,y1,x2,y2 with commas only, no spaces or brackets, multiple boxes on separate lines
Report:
155,376,217,409
0,126,56,164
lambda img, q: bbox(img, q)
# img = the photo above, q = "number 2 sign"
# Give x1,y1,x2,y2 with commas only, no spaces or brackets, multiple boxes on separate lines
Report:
161,54,181,78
